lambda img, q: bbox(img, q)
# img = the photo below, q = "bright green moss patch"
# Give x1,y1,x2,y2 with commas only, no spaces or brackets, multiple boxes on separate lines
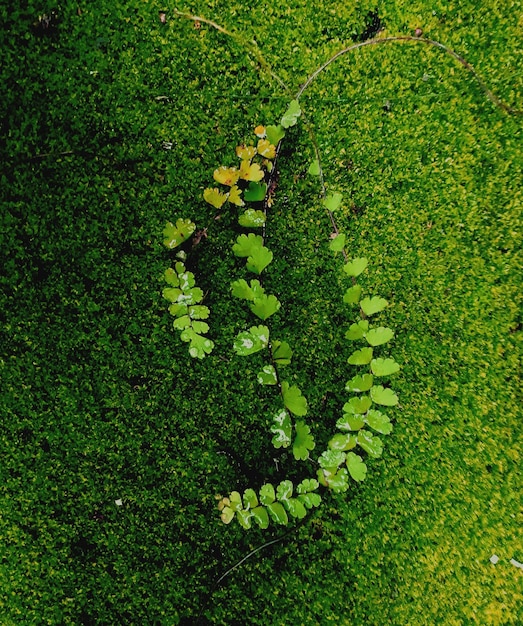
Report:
1,1,521,624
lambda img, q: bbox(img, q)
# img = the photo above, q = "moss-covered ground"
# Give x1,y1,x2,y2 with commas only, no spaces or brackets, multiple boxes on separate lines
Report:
1,1,521,624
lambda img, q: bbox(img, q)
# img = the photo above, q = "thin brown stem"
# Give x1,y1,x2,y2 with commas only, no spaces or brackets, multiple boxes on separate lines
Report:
296,36,522,115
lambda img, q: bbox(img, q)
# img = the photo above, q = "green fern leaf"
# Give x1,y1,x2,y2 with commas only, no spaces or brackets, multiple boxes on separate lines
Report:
246,245,273,274
371,357,400,376
281,381,308,416
250,294,281,320
163,219,196,249
360,296,388,316
232,233,264,257
270,409,292,449
343,257,368,277
365,327,394,347
346,452,367,482
233,325,270,356
292,421,315,460
370,385,398,406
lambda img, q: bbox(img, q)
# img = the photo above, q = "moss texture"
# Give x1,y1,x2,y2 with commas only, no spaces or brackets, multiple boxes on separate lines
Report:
1,1,521,624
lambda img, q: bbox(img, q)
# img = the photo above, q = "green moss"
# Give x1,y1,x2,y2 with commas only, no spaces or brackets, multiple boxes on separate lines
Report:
0,0,521,623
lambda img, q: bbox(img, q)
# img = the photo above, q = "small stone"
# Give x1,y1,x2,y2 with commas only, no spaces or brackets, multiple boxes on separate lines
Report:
489,554,499,564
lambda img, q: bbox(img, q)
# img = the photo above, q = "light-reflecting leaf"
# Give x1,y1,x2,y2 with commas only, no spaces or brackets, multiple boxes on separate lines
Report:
293,421,315,461
286,498,307,519
188,286,204,302
168,303,187,317
232,233,264,257
251,506,269,529
266,502,288,525
179,287,203,305
243,488,258,510
163,219,196,249
356,430,383,458
246,246,273,274
281,382,308,416
257,139,276,158
280,99,301,128
213,166,240,186
360,296,388,316
266,125,285,145
329,233,346,252
257,365,277,385
270,409,292,449
371,357,401,376
276,480,293,501
346,452,367,482
345,320,369,340
318,467,349,492
337,413,365,431
365,327,394,347
183,331,214,359
239,209,266,227
236,145,257,160
343,257,368,277
345,374,374,392
172,315,191,330
365,409,393,434
163,287,182,303
328,433,357,450
259,484,275,505
343,285,362,305
296,478,319,494
343,396,372,415
236,509,252,529
229,491,242,511
272,341,293,365
203,187,228,209
250,293,281,319
348,347,373,365
188,305,210,319
370,385,399,406
318,449,346,469
233,325,270,356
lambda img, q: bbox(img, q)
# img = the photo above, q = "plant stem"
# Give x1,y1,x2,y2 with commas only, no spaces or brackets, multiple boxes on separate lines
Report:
295,35,522,115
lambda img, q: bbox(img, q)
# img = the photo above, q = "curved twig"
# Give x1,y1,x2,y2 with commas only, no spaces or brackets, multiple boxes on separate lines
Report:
296,35,521,115
173,9,291,96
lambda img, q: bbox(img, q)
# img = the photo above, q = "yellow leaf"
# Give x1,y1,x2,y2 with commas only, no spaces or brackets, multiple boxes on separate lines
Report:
203,187,227,208
213,166,240,186
254,125,266,138
257,139,276,159
236,144,257,161
239,160,264,182
228,185,244,206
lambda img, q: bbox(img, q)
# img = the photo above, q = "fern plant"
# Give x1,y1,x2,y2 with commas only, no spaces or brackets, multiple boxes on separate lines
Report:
161,9,519,530
191,99,399,529
162,219,214,359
